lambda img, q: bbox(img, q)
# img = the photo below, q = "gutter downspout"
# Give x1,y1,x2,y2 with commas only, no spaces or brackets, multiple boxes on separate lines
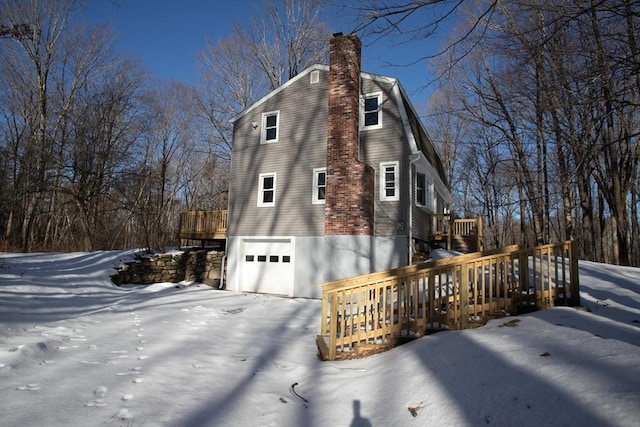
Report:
408,153,421,264
219,254,226,289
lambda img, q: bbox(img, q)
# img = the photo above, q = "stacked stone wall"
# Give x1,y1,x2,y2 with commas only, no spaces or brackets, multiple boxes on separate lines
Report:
111,249,225,287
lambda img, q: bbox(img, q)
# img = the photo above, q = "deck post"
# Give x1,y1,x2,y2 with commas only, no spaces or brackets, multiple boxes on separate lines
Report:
569,240,581,306
329,292,338,360
459,262,469,330
476,215,483,251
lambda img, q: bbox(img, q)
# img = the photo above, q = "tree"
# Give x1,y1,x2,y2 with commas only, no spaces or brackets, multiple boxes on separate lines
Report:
196,0,332,162
356,0,639,264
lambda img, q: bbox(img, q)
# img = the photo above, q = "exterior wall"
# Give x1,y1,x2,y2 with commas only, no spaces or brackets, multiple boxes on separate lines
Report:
359,77,411,237
227,235,408,299
322,235,408,283
225,35,453,298
227,67,328,238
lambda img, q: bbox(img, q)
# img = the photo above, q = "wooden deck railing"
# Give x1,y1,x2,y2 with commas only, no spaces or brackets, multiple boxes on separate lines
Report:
178,210,228,240
317,240,580,361
432,215,483,252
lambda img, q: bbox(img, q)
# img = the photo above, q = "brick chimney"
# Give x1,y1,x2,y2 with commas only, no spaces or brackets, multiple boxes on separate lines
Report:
325,33,374,236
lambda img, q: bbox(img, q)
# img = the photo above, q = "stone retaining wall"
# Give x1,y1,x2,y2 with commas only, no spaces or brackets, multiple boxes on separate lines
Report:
111,249,225,287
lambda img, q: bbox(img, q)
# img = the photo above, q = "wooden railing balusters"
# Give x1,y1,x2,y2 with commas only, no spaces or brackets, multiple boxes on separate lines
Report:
317,241,580,360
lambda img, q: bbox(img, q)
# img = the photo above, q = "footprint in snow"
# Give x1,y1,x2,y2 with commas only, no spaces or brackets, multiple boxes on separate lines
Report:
86,387,108,407
109,352,129,360
110,408,133,423
16,383,41,391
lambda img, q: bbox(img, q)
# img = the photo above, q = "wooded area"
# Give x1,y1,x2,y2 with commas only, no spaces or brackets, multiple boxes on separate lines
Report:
0,0,328,252
1,0,638,266
353,0,639,265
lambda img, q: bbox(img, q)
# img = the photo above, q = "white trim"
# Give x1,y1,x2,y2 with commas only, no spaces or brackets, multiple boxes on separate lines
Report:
360,92,383,130
230,66,397,124
310,69,319,84
257,172,276,207
237,236,296,297
392,82,452,204
260,110,279,144
380,161,400,201
312,167,326,204
231,65,328,123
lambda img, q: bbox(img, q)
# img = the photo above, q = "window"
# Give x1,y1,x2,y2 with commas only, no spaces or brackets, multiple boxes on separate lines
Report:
258,173,276,207
261,111,279,143
310,70,319,84
416,173,426,206
361,92,382,130
380,162,399,201
313,168,326,204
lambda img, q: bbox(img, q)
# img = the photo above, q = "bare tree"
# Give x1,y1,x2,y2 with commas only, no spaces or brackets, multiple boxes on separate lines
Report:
358,0,639,264
196,0,332,162
0,0,100,250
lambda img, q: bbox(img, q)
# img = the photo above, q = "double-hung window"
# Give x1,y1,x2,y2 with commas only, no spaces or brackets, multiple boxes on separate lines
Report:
258,173,276,207
416,173,426,206
261,111,279,143
361,92,382,130
380,161,399,201
312,168,326,204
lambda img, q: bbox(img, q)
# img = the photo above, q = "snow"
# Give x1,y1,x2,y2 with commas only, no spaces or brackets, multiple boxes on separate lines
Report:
1,250,639,427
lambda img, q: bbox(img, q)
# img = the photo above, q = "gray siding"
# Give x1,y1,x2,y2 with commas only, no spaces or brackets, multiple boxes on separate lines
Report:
228,68,441,242
228,68,328,237
359,78,410,237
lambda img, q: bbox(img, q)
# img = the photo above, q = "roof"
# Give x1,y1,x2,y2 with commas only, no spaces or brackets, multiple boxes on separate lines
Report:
230,64,449,187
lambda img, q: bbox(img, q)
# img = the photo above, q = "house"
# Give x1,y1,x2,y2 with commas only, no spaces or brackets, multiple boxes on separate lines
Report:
224,33,453,299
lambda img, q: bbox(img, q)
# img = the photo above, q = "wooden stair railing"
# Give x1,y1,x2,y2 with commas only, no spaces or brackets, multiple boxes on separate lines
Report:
317,241,580,361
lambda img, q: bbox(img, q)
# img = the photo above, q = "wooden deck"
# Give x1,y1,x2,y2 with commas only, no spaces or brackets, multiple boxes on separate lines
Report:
178,210,228,241
317,241,580,361
178,211,483,252
432,215,483,252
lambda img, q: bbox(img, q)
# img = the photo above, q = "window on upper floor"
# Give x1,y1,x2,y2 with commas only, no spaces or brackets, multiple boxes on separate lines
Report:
361,92,382,130
310,69,319,84
258,172,276,207
380,161,399,201
312,168,326,204
416,172,426,206
261,111,279,144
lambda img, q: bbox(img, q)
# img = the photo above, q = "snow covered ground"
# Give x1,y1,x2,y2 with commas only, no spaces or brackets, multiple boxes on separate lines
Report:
1,250,639,427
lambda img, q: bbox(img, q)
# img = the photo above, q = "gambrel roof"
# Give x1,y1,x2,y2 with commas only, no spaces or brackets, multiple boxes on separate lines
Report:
231,63,449,188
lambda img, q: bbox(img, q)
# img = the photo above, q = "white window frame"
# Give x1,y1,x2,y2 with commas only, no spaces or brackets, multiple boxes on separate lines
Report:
261,110,279,144
312,168,326,204
310,69,320,84
380,161,399,201
430,183,437,212
360,92,383,130
258,172,276,207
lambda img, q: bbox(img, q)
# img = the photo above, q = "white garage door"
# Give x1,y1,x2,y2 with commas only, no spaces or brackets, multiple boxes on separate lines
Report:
240,238,294,296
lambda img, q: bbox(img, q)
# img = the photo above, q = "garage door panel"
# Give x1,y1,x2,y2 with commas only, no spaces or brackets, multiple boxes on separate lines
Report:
240,238,294,295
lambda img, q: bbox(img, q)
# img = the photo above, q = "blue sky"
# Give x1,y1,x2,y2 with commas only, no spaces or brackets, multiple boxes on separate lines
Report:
84,0,445,106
